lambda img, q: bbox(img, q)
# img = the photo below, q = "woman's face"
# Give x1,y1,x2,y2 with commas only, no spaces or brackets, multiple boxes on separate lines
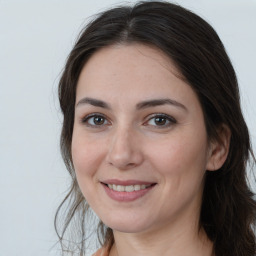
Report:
72,44,213,234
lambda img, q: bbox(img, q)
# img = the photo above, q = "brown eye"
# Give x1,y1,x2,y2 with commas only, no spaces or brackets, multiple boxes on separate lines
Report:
154,117,167,126
145,114,176,128
93,116,105,125
82,114,109,127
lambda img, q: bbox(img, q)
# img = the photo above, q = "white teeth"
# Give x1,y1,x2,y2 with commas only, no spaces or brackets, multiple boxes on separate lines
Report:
125,185,134,192
117,185,125,192
134,185,140,191
141,185,146,189
107,184,151,192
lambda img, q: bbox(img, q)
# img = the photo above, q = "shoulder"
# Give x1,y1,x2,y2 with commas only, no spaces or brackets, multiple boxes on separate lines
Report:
92,247,109,256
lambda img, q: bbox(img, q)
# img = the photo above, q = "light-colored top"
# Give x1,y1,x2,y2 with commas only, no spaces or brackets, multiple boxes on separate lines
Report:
92,247,109,256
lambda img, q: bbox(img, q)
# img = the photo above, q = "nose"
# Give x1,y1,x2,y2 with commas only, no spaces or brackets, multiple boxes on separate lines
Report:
106,127,144,170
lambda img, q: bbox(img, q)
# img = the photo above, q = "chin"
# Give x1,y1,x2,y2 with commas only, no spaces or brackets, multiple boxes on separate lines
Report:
111,224,149,234
102,215,153,234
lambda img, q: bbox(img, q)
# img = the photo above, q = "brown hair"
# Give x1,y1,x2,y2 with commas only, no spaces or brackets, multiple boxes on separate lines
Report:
55,1,256,255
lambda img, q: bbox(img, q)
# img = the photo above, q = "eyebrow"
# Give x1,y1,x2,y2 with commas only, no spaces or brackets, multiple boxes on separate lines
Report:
76,97,111,109
136,98,187,111
76,97,187,111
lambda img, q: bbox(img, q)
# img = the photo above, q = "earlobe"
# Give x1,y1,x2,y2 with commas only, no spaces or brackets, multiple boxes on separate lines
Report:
206,124,231,171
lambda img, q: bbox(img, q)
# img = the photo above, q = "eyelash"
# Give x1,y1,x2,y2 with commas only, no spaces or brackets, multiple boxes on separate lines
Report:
144,113,177,128
80,113,177,129
81,113,110,128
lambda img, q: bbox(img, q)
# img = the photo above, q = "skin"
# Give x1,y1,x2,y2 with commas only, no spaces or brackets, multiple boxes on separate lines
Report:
72,44,229,256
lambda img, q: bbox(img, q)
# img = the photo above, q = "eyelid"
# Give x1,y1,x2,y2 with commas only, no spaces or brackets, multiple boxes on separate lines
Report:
80,113,111,127
79,112,176,129
143,113,177,128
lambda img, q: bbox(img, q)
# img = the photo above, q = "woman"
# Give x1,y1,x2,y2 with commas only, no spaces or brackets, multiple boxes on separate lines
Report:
55,1,256,256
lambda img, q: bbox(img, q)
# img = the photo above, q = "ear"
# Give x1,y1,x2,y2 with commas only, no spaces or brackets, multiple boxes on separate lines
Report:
206,124,231,171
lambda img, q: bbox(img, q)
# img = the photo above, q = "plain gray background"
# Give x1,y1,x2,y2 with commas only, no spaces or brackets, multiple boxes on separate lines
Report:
0,0,255,255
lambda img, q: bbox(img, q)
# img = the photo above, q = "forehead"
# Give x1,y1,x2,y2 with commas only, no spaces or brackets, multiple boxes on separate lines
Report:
75,43,198,109
80,43,183,81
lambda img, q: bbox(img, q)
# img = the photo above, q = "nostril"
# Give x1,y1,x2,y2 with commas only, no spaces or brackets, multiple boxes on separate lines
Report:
127,163,136,167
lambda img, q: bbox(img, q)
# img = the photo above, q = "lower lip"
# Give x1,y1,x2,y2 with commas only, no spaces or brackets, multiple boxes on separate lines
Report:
102,184,155,202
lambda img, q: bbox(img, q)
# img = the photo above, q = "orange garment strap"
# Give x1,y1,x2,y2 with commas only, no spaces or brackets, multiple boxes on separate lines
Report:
92,247,109,256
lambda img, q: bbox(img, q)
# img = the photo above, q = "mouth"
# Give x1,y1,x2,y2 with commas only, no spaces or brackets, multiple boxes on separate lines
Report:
101,180,157,202
104,183,154,192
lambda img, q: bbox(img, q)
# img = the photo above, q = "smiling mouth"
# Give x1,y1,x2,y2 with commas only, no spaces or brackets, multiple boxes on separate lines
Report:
101,181,156,202
106,184,154,192
101,182,156,192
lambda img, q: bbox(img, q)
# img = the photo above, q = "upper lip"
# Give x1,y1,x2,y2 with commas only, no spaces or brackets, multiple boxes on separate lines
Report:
101,179,156,186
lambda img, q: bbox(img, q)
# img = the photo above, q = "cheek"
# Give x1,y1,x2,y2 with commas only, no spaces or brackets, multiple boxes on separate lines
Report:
148,135,208,216
149,129,209,187
72,130,104,172
72,146,95,175
71,133,106,197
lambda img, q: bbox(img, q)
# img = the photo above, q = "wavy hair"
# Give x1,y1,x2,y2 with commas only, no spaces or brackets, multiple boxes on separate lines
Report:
55,1,256,255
